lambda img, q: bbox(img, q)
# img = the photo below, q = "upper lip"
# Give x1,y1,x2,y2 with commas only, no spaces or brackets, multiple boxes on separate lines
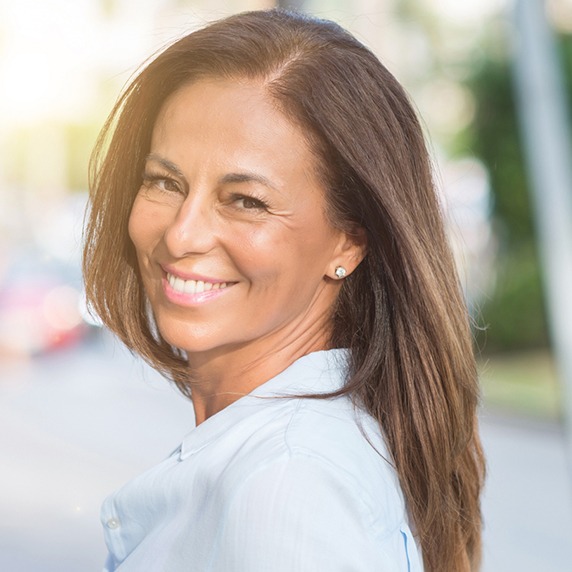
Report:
161,264,232,284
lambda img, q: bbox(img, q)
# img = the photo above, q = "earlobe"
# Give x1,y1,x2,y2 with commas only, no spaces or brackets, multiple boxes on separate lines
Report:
334,266,347,279
329,225,367,280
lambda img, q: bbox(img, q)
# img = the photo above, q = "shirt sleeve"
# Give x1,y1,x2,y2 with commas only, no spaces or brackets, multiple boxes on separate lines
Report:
208,453,418,572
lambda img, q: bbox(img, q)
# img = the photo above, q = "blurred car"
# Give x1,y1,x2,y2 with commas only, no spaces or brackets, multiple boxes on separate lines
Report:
0,250,88,357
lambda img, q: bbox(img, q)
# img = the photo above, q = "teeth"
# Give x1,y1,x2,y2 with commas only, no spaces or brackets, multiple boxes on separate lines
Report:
167,273,228,294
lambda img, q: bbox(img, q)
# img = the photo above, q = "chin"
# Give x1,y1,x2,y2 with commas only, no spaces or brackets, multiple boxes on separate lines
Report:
158,330,206,354
154,320,223,356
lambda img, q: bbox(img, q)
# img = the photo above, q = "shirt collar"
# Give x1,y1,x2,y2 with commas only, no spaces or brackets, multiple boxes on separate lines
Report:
179,349,349,460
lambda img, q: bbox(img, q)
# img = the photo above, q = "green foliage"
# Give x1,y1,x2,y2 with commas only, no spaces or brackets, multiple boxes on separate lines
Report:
465,48,534,246
457,29,572,353
479,242,549,353
560,34,572,106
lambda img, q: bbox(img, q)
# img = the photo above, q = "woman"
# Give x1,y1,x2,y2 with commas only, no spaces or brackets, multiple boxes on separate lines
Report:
84,8,485,571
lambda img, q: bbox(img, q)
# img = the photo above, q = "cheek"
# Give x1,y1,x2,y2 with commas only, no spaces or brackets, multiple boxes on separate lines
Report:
232,221,333,287
231,226,294,277
128,197,165,253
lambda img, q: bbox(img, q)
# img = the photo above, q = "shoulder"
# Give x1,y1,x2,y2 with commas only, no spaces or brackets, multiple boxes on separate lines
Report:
290,396,406,520
217,393,406,536
209,399,421,570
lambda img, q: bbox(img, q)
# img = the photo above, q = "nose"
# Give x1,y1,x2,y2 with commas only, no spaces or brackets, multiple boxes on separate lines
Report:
163,192,218,258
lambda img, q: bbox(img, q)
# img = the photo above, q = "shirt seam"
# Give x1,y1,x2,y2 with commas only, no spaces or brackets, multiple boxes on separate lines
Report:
282,398,406,543
205,447,407,572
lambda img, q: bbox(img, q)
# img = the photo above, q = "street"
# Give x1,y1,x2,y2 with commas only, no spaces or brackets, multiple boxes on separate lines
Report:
1,332,571,571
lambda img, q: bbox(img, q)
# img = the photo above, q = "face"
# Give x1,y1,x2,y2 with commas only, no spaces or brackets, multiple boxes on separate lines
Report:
128,78,363,361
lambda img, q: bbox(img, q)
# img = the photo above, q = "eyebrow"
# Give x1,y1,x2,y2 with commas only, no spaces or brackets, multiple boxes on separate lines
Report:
145,153,279,191
145,153,185,178
219,172,278,191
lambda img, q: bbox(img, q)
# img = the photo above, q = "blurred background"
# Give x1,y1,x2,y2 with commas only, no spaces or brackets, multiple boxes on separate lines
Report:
1,0,571,570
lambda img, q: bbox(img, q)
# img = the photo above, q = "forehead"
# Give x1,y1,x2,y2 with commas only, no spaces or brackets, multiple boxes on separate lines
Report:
151,78,323,182
154,78,303,147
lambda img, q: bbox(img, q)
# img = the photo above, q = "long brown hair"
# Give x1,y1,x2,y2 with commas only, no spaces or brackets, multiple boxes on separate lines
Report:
84,9,485,570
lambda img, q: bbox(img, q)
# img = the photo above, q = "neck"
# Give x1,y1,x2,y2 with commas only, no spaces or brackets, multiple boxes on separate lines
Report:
186,325,331,425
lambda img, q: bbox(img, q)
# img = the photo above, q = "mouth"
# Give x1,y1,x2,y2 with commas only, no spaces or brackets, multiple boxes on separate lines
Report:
165,272,232,295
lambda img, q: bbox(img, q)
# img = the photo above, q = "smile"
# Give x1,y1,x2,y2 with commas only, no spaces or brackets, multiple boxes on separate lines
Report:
166,273,230,295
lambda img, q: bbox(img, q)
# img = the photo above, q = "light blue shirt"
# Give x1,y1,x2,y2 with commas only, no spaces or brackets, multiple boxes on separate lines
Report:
101,349,423,571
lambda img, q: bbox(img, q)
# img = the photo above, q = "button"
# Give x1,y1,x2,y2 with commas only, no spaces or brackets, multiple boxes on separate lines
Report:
106,518,120,530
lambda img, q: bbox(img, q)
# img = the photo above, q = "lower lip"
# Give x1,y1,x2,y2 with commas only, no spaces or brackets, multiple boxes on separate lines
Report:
162,277,234,306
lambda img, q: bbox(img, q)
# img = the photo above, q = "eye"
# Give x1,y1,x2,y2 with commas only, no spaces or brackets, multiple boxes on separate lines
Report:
142,172,181,194
232,194,268,210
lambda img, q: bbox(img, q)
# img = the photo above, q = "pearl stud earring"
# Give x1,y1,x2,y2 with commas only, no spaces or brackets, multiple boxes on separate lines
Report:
334,266,347,279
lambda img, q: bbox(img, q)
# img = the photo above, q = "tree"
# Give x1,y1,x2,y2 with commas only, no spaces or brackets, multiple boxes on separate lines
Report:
459,30,572,352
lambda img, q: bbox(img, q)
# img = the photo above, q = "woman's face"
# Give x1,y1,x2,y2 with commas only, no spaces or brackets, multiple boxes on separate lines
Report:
128,78,362,361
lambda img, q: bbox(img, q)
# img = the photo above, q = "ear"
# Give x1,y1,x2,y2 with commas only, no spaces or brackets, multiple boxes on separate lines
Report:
327,224,367,280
